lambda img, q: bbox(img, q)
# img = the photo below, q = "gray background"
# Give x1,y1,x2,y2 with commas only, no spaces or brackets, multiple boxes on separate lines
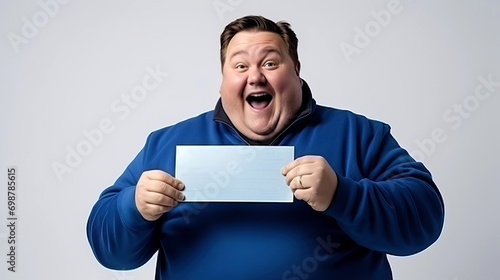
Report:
1,0,499,279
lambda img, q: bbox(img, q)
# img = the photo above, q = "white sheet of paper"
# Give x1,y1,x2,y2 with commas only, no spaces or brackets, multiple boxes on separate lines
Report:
175,145,294,202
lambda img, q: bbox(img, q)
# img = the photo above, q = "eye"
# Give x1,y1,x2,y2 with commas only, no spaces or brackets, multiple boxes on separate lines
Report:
235,63,247,70
263,61,277,68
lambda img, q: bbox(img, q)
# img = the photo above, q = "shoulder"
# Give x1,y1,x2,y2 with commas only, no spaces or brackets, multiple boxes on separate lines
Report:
134,111,216,169
313,104,390,133
146,110,215,145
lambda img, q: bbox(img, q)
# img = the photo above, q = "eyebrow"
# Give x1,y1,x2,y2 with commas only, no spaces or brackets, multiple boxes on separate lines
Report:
229,47,282,61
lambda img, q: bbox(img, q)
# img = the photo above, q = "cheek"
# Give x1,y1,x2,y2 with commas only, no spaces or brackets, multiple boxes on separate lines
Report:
268,67,299,89
221,73,246,97
271,77,302,112
221,76,246,111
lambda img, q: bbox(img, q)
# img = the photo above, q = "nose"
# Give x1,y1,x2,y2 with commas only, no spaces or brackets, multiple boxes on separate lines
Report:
247,67,266,86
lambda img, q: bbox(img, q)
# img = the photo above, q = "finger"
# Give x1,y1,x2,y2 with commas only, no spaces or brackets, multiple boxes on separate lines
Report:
144,180,185,201
281,156,320,175
284,163,314,186
143,170,169,181
135,193,177,221
144,170,185,191
140,204,174,221
143,190,179,208
284,166,301,186
289,175,310,192
293,188,311,203
159,183,185,201
281,159,301,176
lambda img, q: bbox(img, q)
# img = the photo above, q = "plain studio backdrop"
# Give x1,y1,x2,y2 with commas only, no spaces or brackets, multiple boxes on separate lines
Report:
1,1,499,279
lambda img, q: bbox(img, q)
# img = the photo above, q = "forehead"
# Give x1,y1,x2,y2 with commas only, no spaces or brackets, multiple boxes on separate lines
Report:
227,31,286,55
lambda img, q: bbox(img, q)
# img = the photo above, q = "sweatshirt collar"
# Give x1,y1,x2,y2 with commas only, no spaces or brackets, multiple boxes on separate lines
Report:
213,79,316,145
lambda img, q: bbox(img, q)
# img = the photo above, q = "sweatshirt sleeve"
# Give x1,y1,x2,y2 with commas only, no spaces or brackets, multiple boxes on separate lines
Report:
324,123,445,256
86,140,160,270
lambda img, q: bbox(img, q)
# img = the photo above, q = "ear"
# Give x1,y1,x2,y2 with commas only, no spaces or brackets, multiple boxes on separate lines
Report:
295,61,301,76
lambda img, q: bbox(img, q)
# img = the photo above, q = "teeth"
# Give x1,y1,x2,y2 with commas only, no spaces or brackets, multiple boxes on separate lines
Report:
250,93,268,97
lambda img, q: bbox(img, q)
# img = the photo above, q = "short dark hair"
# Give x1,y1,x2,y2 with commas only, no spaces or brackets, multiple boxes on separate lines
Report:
220,15,299,71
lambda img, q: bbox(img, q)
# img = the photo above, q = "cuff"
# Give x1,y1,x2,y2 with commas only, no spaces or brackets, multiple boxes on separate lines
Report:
322,175,360,222
117,186,156,231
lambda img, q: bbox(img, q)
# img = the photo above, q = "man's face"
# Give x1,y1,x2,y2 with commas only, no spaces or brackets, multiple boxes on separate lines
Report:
220,31,303,142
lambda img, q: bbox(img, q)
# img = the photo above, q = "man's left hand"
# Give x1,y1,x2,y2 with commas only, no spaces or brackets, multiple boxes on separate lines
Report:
281,156,338,212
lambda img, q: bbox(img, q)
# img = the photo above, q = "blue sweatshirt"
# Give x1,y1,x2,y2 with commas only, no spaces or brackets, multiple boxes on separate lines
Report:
87,82,444,279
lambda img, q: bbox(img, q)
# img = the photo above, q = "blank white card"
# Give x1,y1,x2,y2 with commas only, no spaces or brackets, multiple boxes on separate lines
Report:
175,145,294,202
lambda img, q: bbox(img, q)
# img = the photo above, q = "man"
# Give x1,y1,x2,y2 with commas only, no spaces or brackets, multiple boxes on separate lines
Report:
87,15,444,279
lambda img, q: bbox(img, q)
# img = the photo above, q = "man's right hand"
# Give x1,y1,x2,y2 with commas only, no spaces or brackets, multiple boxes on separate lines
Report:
135,170,185,221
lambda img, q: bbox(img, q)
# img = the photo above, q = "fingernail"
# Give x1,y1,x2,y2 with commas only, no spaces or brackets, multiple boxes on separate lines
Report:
179,183,185,191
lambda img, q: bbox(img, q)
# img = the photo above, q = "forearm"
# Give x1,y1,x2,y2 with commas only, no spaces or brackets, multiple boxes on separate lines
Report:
87,186,159,269
325,164,444,256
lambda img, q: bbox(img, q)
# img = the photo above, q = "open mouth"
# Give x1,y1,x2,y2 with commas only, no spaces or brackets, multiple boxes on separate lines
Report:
246,93,273,109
